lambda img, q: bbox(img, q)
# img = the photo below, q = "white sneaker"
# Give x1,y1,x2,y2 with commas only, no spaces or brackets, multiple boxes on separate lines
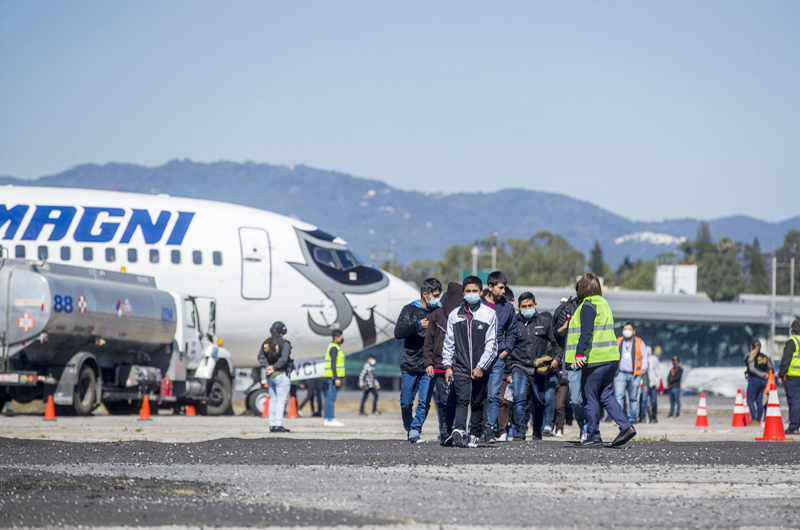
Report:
497,433,508,442
451,429,467,447
555,429,563,438
467,434,479,448
323,419,344,427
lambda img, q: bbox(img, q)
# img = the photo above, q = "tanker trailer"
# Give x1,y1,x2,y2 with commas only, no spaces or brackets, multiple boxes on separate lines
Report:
0,259,232,415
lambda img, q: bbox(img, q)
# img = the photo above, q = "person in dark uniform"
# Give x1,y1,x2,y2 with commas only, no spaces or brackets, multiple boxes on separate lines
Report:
258,321,294,433
745,339,772,425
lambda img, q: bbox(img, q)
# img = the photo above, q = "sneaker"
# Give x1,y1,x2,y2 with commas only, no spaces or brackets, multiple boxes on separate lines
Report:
323,419,344,427
573,438,604,448
785,428,800,435
372,411,382,415
467,434,480,448
270,426,291,433
497,433,508,442
610,426,637,447
408,436,426,444
451,429,467,447
554,429,563,438
483,431,496,444
542,426,554,437
441,432,455,447
511,434,526,442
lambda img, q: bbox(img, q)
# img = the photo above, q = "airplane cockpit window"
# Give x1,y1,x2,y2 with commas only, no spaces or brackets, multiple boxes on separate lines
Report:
193,251,202,265
83,247,93,261
150,249,159,263
171,250,181,264
15,246,25,258
313,248,339,269
38,246,48,261
335,250,362,270
106,248,116,262
213,251,222,266
61,247,71,261
128,249,138,263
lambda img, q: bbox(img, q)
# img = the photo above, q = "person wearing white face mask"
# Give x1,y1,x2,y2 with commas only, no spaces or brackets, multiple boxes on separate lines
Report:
358,355,381,415
615,322,649,425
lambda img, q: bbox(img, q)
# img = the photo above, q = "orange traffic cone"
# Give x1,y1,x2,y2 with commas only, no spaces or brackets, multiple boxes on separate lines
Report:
695,392,708,427
743,394,751,426
139,395,151,421
732,389,746,427
44,395,56,421
185,405,196,416
261,393,270,418
756,382,791,441
288,396,298,418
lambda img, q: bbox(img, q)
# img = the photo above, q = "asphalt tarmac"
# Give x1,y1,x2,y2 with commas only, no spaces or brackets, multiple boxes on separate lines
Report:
2,436,799,529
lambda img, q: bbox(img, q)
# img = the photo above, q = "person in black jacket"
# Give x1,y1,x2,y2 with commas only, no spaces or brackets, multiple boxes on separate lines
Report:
258,321,294,433
507,292,562,440
745,340,772,424
395,277,442,443
778,319,800,434
667,356,683,418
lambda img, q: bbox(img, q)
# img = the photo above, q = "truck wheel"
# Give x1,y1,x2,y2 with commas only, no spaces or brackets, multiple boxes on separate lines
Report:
246,388,269,416
72,365,97,416
199,371,232,416
104,400,141,415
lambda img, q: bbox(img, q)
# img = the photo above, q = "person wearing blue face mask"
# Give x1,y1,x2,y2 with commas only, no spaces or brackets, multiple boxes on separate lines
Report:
507,292,563,441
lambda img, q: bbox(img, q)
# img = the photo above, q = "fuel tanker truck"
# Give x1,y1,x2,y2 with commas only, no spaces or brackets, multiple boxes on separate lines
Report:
0,259,233,415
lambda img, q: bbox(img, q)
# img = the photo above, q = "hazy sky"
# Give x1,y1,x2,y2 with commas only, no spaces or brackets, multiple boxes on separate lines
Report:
1,2,798,222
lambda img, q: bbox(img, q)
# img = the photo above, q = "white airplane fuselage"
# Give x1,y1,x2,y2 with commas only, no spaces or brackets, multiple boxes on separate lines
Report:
1,186,417,367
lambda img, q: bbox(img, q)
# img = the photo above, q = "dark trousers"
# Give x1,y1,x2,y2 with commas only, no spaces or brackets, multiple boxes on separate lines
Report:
497,379,510,436
434,373,457,436
298,380,324,414
785,378,800,430
453,374,488,437
582,361,632,442
555,383,569,432
360,388,379,413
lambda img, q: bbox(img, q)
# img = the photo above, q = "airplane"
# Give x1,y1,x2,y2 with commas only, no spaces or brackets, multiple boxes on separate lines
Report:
0,185,418,370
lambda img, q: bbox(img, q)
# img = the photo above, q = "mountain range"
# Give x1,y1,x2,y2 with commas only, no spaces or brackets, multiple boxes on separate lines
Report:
2,160,798,268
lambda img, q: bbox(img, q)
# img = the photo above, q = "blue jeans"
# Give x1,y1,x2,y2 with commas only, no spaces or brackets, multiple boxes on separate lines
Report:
582,361,631,442
511,368,549,437
324,380,339,420
640,386,658,420
614,372,641,423
568,369,586,434
543,373,558,431
484,356,505,432
400,371,434,439
267,372,291,427
668,387,681,417
747,377,768,422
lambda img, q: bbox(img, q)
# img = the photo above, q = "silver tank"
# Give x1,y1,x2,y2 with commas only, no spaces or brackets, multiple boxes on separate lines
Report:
0,260,176,359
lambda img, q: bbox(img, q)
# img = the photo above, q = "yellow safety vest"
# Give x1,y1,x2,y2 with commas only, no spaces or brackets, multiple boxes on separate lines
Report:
565,295,619,365
324,342,345,378
787,336,800,378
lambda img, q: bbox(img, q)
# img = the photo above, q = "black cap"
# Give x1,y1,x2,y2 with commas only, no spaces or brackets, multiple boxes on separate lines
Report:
270,321,287,335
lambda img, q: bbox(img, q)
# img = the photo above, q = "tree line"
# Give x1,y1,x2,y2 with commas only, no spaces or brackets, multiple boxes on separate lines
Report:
387,225,800,302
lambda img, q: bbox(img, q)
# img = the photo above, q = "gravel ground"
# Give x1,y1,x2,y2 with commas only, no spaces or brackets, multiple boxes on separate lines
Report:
2,437,799,529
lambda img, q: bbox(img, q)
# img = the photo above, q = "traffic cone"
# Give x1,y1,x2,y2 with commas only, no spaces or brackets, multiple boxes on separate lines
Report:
288,396,298,418
732,389,746,427
695,392,708,427
185,405,196,416
743,394,751,426
139,395,151,421
44,395,56,421
756,382,792,441
261,393,270,418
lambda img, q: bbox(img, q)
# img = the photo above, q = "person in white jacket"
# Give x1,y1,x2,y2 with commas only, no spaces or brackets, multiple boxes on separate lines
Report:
640,346,662,423
442,276,498,448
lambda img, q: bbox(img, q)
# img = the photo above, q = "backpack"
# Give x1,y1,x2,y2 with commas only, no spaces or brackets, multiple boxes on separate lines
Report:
553,296,579,329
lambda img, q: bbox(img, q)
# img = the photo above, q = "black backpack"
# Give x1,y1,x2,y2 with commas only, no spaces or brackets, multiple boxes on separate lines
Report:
553,296,579,329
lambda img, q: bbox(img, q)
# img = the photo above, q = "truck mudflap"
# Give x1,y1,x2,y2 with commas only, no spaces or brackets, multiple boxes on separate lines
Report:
53,352,102,406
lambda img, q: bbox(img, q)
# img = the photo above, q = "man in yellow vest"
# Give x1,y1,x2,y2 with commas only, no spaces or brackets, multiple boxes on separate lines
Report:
323,330,346,427
566,272,636,448
615,322,648,424
778,319,800,435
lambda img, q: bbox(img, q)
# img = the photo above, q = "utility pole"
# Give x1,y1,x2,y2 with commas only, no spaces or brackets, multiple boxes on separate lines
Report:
491,246,497,271
471,246,479,276
791,255,795,322
771,256,777,359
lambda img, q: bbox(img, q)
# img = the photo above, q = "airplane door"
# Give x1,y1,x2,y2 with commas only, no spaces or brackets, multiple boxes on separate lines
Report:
239,227,272,300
